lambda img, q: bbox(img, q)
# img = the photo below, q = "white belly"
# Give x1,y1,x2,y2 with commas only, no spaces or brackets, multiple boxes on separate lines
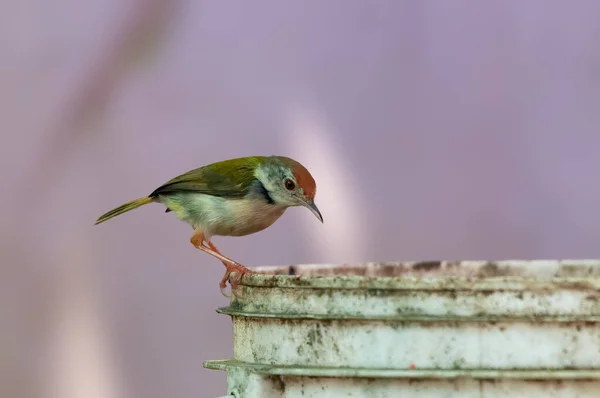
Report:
162,193,287,237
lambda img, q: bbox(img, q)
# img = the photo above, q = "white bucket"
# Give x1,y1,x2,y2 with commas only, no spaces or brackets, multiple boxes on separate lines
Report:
205,260,600,397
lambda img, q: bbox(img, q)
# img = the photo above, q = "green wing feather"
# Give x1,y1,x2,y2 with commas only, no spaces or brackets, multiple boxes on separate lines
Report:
149,156,266,199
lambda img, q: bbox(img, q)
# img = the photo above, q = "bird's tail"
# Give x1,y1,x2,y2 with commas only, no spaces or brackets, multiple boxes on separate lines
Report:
95,196,153,225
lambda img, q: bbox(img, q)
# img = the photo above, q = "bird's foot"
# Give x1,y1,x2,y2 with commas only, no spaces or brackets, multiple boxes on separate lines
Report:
219,263,254,297
189,231,254,297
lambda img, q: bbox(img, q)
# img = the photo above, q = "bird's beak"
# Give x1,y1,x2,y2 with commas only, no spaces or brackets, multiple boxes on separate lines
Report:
302,199,323,223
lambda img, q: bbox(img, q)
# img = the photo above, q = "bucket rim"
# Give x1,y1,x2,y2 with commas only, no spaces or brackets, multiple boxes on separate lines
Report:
236,260,600,290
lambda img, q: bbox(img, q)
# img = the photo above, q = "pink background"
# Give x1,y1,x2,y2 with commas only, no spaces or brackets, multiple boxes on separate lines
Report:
3,1,600,397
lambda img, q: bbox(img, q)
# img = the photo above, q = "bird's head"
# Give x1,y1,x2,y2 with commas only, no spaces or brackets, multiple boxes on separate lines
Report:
256,156,323,223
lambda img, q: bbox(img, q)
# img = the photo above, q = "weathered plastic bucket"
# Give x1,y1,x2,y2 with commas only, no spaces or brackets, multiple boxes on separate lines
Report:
204,260,600,397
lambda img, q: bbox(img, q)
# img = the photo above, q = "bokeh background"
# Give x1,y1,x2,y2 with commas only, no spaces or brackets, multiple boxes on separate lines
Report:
3,1,600,397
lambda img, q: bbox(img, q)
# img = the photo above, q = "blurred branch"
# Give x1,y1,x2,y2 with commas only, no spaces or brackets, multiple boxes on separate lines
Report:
20,0,182,218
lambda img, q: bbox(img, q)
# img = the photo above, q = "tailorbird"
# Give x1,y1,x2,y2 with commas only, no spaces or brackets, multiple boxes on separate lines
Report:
95,155,322,295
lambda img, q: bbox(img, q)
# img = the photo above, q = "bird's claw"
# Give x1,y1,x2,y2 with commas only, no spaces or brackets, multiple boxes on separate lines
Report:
220,283,231,298
219,264,253,298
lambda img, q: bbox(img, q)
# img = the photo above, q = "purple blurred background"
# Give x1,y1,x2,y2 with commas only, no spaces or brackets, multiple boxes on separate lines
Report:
3,1,600,397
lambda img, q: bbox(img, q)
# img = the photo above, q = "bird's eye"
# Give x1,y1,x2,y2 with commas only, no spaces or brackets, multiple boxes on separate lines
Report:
284,178,296,191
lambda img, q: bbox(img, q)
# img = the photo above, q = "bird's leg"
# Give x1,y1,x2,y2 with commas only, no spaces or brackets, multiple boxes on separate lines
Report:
189,230,253,296
206,240,254,293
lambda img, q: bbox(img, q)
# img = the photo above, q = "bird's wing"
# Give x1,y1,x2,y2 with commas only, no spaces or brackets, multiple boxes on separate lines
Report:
149,156,266,199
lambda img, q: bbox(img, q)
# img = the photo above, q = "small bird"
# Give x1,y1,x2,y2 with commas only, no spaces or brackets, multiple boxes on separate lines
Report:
95,155,322,295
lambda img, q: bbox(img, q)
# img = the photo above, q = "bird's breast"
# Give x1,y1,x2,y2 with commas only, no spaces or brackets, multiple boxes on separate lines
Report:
216,198,286,236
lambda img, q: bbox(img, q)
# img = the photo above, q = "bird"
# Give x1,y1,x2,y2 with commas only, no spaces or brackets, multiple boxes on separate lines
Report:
95,155,322,296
